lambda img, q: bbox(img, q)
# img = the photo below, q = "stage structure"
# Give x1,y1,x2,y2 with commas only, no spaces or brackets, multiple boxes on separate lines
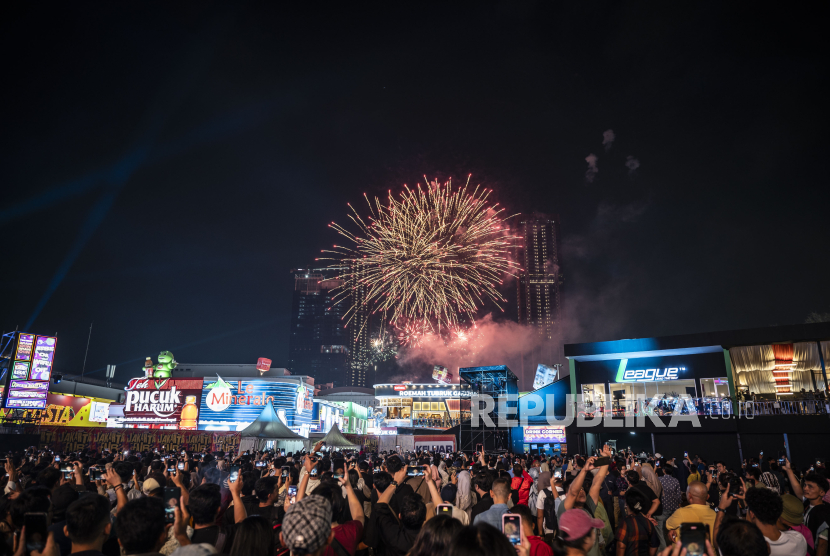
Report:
458,365,518,452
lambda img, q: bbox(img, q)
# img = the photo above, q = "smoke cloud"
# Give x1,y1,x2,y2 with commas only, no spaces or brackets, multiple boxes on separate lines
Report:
585,153,599,183
625,155,640,175
602,129,615,151
389,314,563,389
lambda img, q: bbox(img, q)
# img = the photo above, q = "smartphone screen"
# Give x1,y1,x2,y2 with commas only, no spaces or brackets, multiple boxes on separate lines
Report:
288,485,298,504
310,468,318,477
89,468,104,481
333,472,344,479
437,504,453,515
164,487,181,524
256,461,265,468
24,513,49,552
178,462,185,470
680,523,707,556
54,455,60,462
281,466,289,477
502,514,522,545
229,465,240,483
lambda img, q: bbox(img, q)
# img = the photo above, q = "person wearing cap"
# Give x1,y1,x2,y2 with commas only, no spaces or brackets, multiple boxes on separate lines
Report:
554,508,606,556
422,471,469,525
778,493,814,551
743,487,807,556
281,496,335,556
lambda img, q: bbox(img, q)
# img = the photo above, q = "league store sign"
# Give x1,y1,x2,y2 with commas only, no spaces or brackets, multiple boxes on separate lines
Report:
122,378,203,428
198,378,314,431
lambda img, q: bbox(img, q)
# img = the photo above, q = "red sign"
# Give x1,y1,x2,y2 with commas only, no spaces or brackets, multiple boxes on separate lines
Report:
122,378,203,428
256,358,272,372
393,385,406,391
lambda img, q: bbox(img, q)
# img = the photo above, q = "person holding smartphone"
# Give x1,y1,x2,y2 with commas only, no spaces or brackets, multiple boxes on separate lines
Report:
560,446,613,556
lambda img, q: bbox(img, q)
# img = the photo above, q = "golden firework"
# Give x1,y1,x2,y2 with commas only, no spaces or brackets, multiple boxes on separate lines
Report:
320,176,519,344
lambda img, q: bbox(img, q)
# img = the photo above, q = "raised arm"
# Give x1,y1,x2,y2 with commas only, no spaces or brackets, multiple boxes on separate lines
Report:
228,469,247,523
340,476,365,526
424,473,443,509
783,458,802,499
565,456,597,510
588,445,611,505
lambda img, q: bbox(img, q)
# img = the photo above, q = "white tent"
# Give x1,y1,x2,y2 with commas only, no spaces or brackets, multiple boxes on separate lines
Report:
237,404,312,454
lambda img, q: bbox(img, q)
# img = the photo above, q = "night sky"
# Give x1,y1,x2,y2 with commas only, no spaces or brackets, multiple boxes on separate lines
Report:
2,3,827,385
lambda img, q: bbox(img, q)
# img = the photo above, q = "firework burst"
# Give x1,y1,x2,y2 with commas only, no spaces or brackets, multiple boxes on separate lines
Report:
321,176,519,343
369,329,398,364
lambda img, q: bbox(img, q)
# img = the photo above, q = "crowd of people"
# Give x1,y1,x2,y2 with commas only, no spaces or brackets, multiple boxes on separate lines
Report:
0,442,827,556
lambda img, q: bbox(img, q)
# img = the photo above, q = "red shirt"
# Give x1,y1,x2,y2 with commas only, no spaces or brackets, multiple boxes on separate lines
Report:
529,535,553,556
322,520,364,556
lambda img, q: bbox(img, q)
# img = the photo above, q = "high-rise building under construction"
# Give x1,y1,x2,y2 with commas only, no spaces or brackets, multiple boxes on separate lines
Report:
516,215,563,378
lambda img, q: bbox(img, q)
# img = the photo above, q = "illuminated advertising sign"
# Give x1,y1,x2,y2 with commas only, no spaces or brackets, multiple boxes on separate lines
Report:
375,384,472,398
614,359,687,383
0,394,110,427
122,378,203,428
533,364,558,390
15,334,35,361
30,336,57,380
12,362,30,380
523,426,566,444
198,379,314,431
4,333,57,410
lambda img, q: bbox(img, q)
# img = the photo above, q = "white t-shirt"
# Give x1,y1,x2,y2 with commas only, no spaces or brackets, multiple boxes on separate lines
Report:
766,530,808,556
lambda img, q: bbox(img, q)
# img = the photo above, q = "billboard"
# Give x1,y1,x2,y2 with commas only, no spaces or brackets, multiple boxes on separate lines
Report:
4,334,57,410
198,378,313,431
432,365,453,384
121,378,203,428
15,334,35,361
522,426,566,444
533,364,558,390
0,394,110,427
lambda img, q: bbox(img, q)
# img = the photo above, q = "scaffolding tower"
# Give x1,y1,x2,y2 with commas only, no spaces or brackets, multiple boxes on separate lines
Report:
458,365,519,453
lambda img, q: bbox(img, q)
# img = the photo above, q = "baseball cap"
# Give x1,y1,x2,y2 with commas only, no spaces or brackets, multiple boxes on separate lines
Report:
440,484,457,502
142,478,161,494
282,496,333,555
559,509,605,541
780,494,804,525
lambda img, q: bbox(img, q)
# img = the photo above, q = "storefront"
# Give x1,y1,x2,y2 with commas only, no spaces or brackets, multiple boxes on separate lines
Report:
563,322,830,467
574,351,732,416
374,383,472,429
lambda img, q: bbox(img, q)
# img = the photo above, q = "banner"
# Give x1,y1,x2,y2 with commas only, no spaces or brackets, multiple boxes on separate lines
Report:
342,433,378,452
37,426,240,454
0,394,110,427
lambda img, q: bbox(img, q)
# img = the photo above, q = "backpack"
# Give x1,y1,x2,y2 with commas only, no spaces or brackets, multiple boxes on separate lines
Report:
542,487,559,532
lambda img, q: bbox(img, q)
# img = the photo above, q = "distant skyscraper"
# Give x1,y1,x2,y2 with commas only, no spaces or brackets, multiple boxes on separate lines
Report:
517,215,563,376
288,268,349,387
346,260,371,388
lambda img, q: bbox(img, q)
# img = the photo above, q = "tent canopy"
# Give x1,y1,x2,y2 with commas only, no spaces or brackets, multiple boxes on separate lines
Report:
239,404,307,440
319,423,359,448
238,404,311,454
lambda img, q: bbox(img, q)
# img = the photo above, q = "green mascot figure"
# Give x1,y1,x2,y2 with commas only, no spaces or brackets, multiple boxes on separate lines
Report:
153,351,177,378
